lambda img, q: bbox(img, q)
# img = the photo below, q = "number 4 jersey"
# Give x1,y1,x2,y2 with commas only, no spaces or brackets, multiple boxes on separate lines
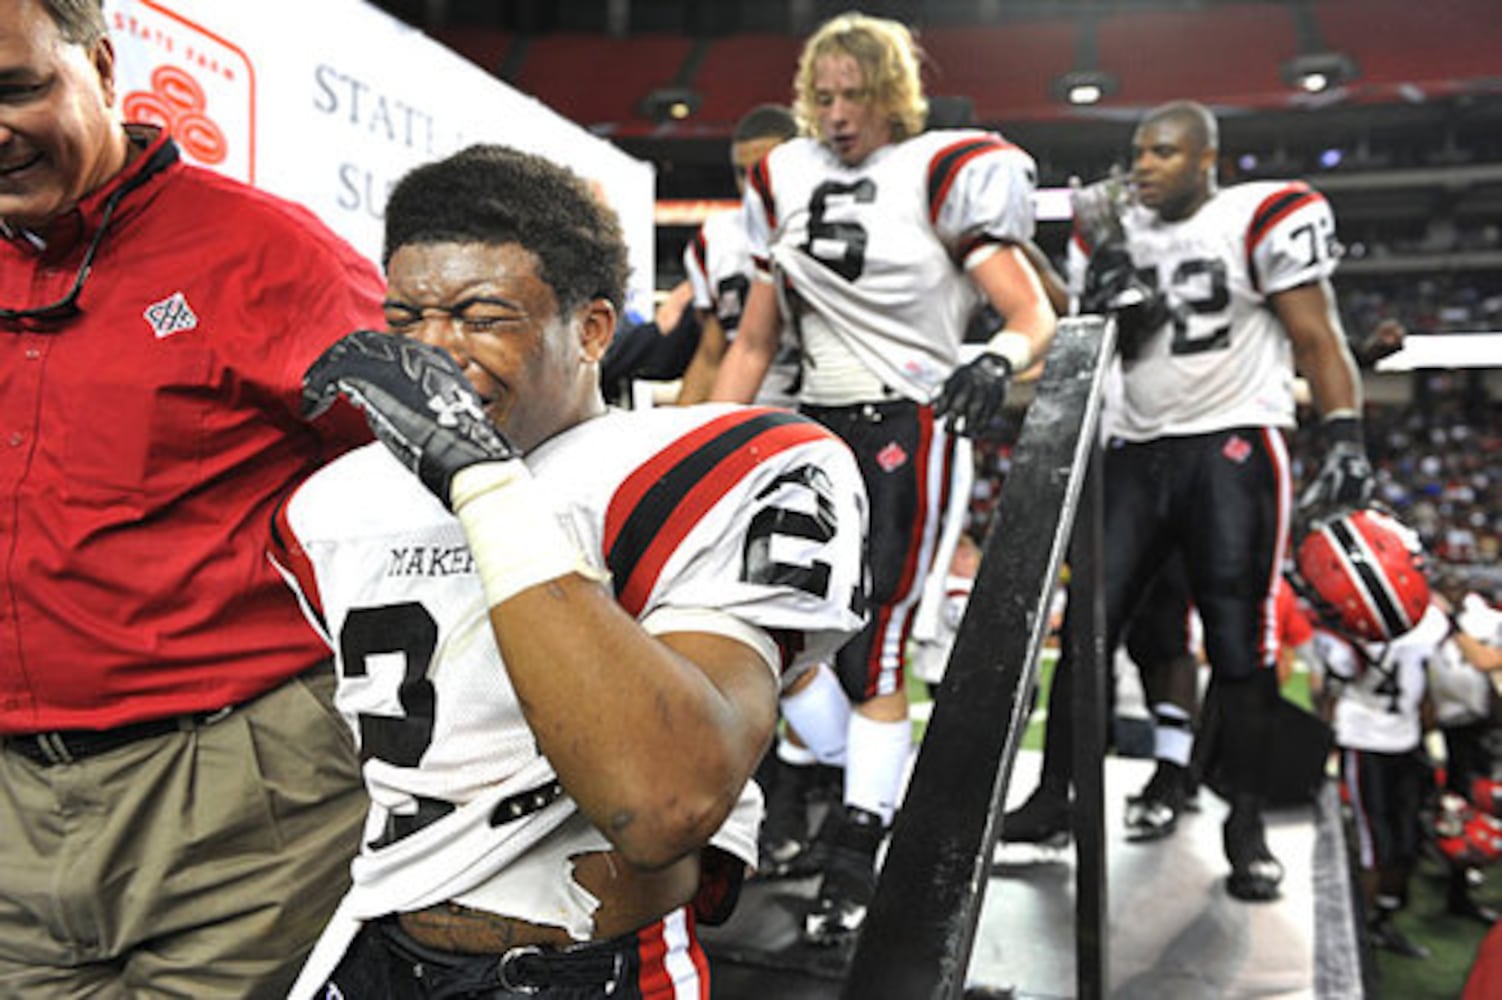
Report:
269,404,867,940
1068,180,1341,441
1312,603,1446,754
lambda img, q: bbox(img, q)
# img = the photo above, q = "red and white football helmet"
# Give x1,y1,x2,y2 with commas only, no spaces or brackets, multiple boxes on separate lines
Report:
1291,508,1430,642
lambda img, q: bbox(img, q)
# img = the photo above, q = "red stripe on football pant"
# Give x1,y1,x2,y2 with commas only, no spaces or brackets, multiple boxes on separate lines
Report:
864,408,941,692
1256,426,1292,671
684,908,710,997
636,916,671,997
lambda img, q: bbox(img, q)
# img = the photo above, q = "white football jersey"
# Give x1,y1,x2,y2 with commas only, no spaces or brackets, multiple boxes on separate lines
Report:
1067,181,1340,440
271,404,867,937
1313,603,1447,753
684,208,800,407
744,130,1038,403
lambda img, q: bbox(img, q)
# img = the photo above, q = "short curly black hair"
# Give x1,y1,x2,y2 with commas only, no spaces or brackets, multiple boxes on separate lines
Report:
382,145,630,317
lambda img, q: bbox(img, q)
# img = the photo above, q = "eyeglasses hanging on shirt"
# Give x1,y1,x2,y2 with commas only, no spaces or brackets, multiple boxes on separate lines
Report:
0,137,179,324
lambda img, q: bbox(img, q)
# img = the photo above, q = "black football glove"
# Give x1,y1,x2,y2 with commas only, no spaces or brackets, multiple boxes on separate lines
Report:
303,330,518,506
1296,415,1374,518
1081,243,1175,361
935,352,1012,438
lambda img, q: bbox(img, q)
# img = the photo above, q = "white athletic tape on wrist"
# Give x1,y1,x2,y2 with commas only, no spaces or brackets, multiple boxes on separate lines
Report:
986,330,1033,373
451,461,608,607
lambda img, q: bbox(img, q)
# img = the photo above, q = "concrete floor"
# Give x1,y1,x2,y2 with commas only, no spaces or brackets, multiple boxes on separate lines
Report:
704,751,1361,999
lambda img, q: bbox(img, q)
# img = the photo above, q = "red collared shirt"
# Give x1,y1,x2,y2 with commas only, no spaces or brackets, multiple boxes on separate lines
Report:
0,129,382,732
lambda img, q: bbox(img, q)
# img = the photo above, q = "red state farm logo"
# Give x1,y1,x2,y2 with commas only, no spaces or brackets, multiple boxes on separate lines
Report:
1222,434,1252,464
122,65,228,165
876,441,909,473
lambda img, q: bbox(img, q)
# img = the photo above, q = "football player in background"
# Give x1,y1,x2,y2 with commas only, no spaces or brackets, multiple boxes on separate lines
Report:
275,145,868,998
1003,100,1371,902
710,11,1057,942
1295,508,1438,958
677,104,800,405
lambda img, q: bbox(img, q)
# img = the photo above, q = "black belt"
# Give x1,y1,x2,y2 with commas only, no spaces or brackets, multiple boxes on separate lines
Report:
4,705,235,766
801,397,915,424
379,918,634,997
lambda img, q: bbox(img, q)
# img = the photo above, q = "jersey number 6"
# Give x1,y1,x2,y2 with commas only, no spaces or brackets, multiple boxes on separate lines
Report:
804,179,876,282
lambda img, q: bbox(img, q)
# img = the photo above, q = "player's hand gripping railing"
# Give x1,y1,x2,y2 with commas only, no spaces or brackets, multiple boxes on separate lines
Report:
844,315,1116,1000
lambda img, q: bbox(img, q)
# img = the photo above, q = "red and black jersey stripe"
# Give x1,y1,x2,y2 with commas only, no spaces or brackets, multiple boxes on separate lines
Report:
927,133,1016,225
269,492,327,633
689,228,708,280
1070,219,1094,257
603,409,829,616
1245,181,1323,288
747,156,776,231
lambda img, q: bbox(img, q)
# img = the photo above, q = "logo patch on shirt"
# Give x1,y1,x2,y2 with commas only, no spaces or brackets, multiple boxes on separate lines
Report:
877,441,908,473
144,292,198,339
1222,434,1252,464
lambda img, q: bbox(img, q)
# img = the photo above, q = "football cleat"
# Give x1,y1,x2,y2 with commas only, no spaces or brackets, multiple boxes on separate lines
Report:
755,758,814,879
1125,763,1187,842
1223,807,1284,902
803,806,884,945
1368,916,1430,959
999,786,1071,847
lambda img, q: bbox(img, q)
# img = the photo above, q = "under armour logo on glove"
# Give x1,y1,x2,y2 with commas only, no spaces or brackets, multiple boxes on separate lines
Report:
303,330,518,506
1297,415,1374,520
428,385,489,429
1297,440,1375,517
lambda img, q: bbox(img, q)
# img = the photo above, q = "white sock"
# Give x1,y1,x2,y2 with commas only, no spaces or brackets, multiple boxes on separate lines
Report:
778,664,850,766
1152,702,1194,766
845,713,911,826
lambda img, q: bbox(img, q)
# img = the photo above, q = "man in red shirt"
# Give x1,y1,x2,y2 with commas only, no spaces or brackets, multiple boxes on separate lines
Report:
0,1,381,995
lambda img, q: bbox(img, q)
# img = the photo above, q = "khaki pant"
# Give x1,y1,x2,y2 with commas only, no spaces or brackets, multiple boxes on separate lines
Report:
0,665,366,999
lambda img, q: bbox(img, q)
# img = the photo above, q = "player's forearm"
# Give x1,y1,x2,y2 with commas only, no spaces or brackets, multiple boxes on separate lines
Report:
490,581,777,868
675,315,726,405
709,282,778,403
1278,281,1362,417
971,245,1058,370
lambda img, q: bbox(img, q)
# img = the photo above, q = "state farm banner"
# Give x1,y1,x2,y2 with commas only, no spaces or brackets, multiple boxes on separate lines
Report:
104,0,657,318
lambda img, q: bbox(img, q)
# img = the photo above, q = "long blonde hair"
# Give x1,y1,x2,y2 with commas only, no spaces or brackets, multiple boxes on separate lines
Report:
793,12,928,143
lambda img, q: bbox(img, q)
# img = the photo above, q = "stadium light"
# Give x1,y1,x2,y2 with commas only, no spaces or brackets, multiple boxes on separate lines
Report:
1282,52,1357,94
641,87,702,123
1052,70,1117,107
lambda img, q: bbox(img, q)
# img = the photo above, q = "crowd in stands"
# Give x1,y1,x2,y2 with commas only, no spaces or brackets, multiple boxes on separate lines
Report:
1342,276,1502,338
960,363,1501,598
